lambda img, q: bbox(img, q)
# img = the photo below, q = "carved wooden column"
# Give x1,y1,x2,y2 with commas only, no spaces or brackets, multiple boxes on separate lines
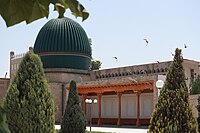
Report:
117,92,122,126
97,93,102,125
136,91,141,127
82,94,87,114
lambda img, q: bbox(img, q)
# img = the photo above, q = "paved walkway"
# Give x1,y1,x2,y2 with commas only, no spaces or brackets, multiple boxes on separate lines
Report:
55,125,148,133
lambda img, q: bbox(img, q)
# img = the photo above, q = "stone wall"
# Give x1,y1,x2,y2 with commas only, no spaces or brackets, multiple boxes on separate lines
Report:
90,59,200,88
49,82,69,123
189,94,200,118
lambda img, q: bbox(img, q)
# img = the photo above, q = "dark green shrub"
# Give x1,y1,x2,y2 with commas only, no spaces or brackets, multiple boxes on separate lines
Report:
4,52,55,133
61,80,86,133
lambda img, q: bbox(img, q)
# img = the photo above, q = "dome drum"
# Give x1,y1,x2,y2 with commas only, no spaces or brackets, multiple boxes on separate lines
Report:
40,54,91,70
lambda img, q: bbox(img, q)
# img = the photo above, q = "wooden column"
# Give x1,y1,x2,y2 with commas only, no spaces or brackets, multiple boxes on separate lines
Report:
97,93,102,125
136,92,141,127
117,92,122,126
82,94,87,114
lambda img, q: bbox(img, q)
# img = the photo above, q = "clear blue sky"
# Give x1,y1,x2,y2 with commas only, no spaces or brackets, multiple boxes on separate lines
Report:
0,0,200,78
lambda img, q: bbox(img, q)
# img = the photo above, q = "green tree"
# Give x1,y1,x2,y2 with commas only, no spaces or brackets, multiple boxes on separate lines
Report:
148,48,198,133
4,52,55,133
90,59,102,70
0,106,10,133
0,0,89,27
61,80,86,133
190,75,200,95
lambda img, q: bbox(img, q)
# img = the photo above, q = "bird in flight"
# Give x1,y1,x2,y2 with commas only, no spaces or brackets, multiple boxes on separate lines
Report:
143,39,149,45
184,44,188,48
113,57,118,62
4,72,7,78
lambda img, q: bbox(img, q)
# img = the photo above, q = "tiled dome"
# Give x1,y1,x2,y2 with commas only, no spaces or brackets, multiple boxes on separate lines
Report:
34,17,92,70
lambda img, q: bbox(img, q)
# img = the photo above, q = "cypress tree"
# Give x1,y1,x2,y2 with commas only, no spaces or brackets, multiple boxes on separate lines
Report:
0,105,10,133
148,48,198,133
4,52,55,133
61,80,86,133
197,96,200,132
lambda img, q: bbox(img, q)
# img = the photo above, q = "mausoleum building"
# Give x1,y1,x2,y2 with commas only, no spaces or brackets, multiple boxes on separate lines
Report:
4,17,200,126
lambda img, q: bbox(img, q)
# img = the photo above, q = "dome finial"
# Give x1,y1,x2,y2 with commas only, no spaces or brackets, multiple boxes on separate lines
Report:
55,3,65,18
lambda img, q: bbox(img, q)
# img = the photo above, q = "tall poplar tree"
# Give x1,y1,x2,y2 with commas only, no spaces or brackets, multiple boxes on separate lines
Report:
4,52,55,133
148,48,198,133
61,80,86,133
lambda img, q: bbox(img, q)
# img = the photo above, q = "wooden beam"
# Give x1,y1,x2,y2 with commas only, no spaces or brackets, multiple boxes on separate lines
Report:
78,80,154,94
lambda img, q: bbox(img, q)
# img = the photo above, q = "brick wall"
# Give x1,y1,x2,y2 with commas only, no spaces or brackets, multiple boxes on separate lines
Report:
0,78,10,102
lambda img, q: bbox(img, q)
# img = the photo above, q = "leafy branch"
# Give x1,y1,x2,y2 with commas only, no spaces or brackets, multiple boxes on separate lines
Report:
0,0,89,27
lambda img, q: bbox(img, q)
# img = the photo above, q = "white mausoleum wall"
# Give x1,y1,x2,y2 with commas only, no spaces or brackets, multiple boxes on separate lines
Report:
87,93,153,119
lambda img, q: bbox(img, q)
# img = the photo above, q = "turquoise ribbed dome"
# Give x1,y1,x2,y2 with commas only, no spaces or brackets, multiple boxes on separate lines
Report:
33,17,92,70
